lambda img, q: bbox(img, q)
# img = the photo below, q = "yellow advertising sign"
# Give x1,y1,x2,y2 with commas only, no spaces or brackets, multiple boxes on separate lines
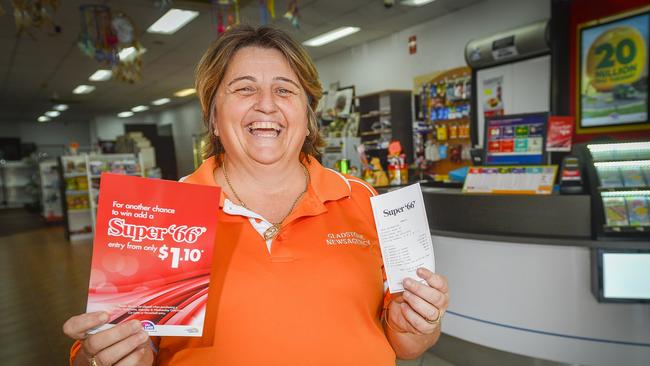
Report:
586,26,647,91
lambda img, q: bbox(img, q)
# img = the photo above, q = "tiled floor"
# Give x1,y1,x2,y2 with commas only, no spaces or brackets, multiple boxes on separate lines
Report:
0,210,566,366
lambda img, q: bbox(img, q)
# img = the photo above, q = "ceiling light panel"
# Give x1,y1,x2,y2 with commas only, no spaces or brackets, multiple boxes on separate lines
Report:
151,98,171,106
131,105,150,112
303,27,361,47
118,111,134,118
174,88,196,97
89,69,112,81
73,85,96,94
147,9,199,34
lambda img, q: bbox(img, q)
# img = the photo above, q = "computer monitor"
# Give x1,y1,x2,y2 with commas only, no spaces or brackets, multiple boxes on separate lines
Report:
483,112,548,165
593,249,650,303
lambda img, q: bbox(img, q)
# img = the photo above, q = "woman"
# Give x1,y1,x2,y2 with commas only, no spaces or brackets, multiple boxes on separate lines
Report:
63,25,449,366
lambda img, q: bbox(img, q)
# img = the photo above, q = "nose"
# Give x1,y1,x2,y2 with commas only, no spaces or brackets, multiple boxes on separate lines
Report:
253,87,278,114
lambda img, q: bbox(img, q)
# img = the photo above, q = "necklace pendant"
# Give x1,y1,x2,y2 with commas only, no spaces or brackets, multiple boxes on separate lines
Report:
263,224,280,241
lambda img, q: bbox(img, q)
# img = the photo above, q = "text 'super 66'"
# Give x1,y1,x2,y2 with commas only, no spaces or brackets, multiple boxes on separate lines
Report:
107,218,208,243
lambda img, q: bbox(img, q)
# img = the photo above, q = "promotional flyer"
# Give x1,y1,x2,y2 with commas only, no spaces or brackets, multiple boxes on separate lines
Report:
579,10,649,129
86,174,220,337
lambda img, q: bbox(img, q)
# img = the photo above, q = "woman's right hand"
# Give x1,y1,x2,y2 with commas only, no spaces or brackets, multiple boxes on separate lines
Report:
63,312,154,366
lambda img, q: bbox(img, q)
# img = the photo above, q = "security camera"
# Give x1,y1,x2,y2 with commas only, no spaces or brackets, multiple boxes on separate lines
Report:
384,0,394,9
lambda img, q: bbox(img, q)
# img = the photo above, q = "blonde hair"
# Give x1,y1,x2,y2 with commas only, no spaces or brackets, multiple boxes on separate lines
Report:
195,25,324,164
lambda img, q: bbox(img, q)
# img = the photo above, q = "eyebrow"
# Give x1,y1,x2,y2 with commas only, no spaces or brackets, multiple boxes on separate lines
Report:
226,75,301,89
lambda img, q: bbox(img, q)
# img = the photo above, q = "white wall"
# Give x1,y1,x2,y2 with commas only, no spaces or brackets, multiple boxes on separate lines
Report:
315,0,550,95
157,100,204,178
0,121,91,156
91,114,158,141
89,0,550,175
90,101,205,178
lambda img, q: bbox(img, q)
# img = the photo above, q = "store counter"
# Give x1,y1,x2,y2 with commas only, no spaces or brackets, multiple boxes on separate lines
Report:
418,187,650,366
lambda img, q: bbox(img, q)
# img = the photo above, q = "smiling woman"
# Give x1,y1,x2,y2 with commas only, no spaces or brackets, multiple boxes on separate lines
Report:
63,25,449,366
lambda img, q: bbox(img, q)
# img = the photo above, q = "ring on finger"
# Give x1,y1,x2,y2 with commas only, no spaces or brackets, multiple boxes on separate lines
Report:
89,356,100,366
425,309,443,325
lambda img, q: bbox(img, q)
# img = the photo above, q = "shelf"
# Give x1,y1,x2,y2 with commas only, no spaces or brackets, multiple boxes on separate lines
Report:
361,129,392,136
68,208,90,213
70,232,93,241
89,173,141,178
603,226,649,233
599,187,650,193
429,117,470,123
66,190,88,195
63,172,86,178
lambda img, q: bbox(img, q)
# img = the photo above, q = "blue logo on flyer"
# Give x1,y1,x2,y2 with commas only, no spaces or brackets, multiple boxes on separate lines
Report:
141,320,155,331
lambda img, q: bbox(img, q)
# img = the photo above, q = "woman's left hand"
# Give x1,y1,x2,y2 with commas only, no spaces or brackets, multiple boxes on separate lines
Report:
386,268,449,335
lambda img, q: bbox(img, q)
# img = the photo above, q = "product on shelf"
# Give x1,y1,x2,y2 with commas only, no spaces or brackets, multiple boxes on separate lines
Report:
620,166,646,187
602,196,629,226
597,168,624,188
625,196,650,226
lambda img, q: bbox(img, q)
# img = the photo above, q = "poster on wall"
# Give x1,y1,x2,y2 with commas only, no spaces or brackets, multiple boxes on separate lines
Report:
482,76,505,118
578,8,649,132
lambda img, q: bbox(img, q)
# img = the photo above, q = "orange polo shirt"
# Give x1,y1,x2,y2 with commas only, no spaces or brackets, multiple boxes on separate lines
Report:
71,156,395,365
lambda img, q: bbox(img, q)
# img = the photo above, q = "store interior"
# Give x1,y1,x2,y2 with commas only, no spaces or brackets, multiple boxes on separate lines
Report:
1,0,649,365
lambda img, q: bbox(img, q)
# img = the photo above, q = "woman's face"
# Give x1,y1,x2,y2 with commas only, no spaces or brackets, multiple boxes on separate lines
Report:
214,46,309,166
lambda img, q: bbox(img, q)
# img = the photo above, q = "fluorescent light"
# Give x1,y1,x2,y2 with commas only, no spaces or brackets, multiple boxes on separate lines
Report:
594,160,650,168
601,190,650,197
303,27,360,47
117,111,134,118
174,88,196,97
89,69,112,81
119,47,136,61
131,105,150,112
53,104,68,111
45,110,60,118
147,8,199,34
73,85,96,94
38,116,51,122
401,0,437,6
588,142,650,152
151,98,171,106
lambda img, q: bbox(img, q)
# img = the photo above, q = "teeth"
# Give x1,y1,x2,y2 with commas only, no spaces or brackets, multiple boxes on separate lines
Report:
248,122,281,131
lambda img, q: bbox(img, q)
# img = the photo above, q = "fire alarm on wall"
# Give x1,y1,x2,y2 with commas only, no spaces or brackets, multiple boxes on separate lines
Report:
409,35,417,55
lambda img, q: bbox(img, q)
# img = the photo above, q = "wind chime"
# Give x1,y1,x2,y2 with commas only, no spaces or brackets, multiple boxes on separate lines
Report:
283,0,299,29
78,4,143,83
212,0,239,35
259,0,274,25
11,0,61,36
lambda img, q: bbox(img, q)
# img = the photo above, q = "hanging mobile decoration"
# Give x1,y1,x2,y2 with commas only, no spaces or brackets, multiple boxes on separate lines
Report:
154,0,173,11
259,0,275,25
283,0,299,29
212,1,239,35
78,5,144,83
112,12,144,83
11,0,61,36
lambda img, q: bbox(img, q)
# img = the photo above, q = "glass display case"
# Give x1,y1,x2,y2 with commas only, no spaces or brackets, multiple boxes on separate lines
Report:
583,141,650,239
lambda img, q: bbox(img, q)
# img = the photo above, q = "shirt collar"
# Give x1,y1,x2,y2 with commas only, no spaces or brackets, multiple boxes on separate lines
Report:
182,155,352,209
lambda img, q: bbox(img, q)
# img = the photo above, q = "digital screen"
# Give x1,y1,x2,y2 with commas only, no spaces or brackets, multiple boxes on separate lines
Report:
603,253,650,299
484,113,547,165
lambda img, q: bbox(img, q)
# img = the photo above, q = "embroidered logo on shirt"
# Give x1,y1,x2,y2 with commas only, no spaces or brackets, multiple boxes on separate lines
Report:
326,231,371,247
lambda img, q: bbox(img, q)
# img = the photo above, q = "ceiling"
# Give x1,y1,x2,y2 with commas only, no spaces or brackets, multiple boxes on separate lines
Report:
0,0,481,124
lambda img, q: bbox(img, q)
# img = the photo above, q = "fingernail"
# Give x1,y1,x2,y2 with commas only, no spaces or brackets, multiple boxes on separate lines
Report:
132,321,142,331
403,279,412,287
403,290,410,298
99,312,109,322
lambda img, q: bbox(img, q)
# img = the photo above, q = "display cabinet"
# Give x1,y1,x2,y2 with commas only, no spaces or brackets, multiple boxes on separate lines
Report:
581,141,650,239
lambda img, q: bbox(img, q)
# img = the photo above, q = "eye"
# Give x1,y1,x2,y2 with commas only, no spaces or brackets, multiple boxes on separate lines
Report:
275,87,295,96
234,86,256,95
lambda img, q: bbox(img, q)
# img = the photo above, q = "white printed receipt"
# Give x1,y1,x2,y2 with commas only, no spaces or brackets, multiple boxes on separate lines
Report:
370,183,435,293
